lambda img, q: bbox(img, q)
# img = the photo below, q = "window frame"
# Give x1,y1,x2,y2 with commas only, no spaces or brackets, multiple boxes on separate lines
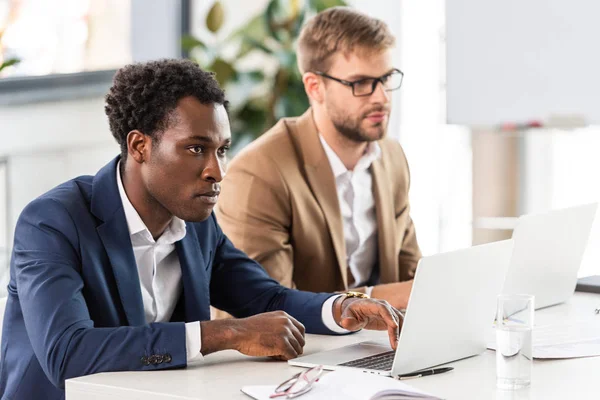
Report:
0,0,191,106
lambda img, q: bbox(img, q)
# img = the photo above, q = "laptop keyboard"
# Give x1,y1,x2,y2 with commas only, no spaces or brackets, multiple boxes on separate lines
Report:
338,350,396,371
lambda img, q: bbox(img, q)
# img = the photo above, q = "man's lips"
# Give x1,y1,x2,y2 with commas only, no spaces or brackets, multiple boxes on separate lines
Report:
197,191,220,204
199,191,220,197
365,112,387,123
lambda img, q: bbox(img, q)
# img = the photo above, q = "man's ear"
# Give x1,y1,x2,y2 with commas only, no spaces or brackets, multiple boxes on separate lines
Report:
302,72,325,104
126,130,149,163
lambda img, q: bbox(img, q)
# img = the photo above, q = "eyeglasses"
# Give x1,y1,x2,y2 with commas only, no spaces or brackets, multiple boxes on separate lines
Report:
270,365,324,399
314,68,404,97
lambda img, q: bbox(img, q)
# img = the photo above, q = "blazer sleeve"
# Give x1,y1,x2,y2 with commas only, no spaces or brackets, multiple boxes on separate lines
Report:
215,152,296,288
396,208,422,280
13,197,187,389
207,216,338,335
395,146,422,280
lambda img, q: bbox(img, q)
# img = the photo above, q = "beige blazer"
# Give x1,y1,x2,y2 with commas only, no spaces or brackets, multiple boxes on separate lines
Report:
216,109,421,293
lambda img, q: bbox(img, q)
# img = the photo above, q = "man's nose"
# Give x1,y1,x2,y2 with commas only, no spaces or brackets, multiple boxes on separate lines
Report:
202,155,226,183
371,80,391,103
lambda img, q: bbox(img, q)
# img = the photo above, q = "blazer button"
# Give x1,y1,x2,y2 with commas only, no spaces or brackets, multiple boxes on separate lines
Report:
141,356,150,366
148,355,158,365
164,353,172,363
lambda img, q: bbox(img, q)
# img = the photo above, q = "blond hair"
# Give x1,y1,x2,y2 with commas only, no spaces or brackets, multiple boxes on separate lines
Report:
297,7,395,74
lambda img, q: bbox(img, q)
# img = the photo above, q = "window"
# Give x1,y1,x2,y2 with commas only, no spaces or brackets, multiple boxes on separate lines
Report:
0,0,131,79
0,0,190,106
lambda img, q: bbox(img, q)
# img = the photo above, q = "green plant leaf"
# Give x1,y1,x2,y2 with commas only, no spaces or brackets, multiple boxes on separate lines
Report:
0,58,19,73
181,35,206,52
265,0,286,43
309,0,348,13
206,1,225,33
243,37,275,55
208,58,236,86
228,14,271,59
264,0,307,45
274,49,297,70
224,71,266,107
233,100,269,140
228,14,266,42
276,92,308,120
235,70,265,84
289,3,307,39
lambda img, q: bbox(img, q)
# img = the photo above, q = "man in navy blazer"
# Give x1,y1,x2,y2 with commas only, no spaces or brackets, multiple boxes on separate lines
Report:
0,59,404,399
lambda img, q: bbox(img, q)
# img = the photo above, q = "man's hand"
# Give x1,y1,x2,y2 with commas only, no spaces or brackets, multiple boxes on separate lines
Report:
200,311,305,360
370,280,413,310
333,297,404,350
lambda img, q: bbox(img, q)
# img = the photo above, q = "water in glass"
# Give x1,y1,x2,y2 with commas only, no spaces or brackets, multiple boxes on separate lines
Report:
496,325,532,389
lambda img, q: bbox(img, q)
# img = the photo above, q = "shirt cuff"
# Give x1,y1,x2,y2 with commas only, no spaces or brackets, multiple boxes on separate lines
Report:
185,321,204,363
321,294,351,334
365,286,374,297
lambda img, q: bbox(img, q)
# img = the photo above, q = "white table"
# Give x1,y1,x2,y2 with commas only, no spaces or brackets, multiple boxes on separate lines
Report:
66,292,600,400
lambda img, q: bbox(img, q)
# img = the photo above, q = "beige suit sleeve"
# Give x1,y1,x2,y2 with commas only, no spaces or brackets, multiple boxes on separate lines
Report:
397,210,422,280
395,145,422,281
216,155,296,288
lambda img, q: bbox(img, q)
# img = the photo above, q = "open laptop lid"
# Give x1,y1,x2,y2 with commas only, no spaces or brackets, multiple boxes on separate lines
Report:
289,240,514,376
391,239,514,376
502,203,598,309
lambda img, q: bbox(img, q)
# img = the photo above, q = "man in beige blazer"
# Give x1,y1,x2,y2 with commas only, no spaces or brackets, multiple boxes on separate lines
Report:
216,7,421,310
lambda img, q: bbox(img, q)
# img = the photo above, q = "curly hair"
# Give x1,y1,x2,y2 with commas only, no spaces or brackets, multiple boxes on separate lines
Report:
105,59,228,160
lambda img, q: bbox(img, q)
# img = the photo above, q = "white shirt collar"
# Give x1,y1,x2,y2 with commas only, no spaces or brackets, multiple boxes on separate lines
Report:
116,161,186,243
318,134,382,177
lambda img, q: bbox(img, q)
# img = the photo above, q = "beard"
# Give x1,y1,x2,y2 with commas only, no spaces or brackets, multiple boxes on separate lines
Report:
330,106,388,143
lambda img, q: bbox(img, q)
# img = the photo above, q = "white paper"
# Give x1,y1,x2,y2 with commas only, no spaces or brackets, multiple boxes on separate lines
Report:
488,319,600,359
241,370,442,400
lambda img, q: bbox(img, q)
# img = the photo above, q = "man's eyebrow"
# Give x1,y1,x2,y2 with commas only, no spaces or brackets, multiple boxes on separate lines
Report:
187,135,214,142
345,69,396,81
186,136,232,145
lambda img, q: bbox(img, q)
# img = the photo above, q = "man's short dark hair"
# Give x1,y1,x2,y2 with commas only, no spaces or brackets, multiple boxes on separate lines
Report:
105,58,228,160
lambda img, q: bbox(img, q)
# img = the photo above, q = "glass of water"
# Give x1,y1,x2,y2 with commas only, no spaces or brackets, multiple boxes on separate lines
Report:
495,294,534,390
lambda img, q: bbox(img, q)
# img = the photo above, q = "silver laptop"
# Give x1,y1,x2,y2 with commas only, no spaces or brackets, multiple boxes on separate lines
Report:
289,240,514,377
502,203,598,309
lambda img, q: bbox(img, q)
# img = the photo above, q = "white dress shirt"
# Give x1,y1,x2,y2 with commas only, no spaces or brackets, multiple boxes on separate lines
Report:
116,163,203,362
319,135,381,289
116,163,348,362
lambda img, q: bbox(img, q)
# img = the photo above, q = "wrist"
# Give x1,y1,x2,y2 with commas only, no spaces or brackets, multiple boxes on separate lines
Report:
200,319,238,355
349,286,367,294
333,295,361,328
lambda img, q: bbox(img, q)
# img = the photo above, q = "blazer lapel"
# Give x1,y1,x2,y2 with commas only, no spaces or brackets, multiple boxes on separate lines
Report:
97,219,146,326
291,110,349,287
92,157,145,326
371,157,398,283
175,226,210,322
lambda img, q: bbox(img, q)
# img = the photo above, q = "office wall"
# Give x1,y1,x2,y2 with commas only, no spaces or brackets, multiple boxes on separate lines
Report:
0,97,118,220
0,98,118,293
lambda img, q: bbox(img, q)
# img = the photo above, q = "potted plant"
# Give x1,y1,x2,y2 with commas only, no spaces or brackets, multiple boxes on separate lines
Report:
183,0,347,149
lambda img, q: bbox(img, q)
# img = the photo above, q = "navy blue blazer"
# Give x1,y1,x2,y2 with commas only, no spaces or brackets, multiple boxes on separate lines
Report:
0,157,335,400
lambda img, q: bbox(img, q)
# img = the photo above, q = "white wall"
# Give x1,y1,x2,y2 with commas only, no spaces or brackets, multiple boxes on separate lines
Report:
0,97,119,220
0,97,113,153
0,97,119,294
523,129,600,278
